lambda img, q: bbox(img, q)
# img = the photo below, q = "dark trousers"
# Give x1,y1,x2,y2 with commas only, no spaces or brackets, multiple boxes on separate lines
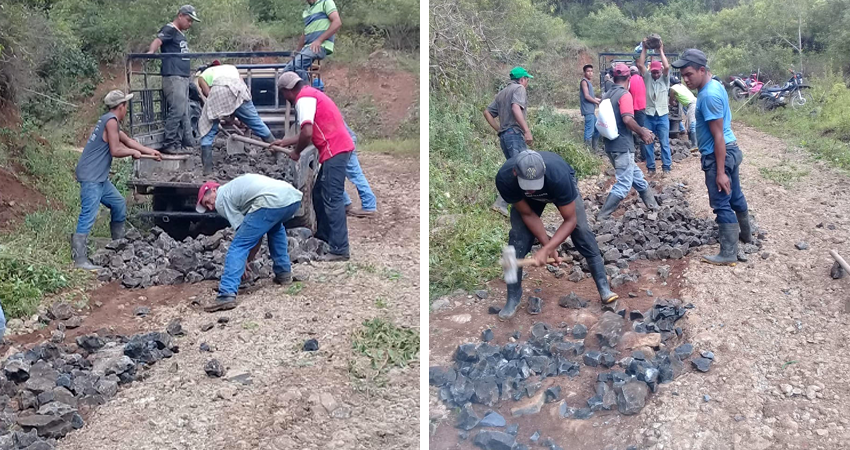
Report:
313,151,351,255
499,128,527,159
701,142,748,224
508,178,602,266
162,75,194,149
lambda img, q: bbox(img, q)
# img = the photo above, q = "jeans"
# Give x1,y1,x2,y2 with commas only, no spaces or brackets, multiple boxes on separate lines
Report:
701,142,748,224
162,76,194,149
644,113,671,171
313,151,351,255
583,114,599,142
508,177,601,269
607,151,648,199
75,181,126,234
499,128,527,160
283,47,327,82
200,100,273,147
341,151,377,211
219,202,301,295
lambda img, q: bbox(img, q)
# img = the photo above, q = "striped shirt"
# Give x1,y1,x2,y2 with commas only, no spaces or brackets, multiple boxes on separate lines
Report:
303,0,338,54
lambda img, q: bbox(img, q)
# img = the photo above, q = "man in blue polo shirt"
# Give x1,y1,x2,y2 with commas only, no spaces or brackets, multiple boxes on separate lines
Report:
673,49,752,265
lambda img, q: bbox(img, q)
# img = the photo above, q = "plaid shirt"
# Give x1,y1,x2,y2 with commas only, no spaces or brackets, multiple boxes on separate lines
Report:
198,77,252,137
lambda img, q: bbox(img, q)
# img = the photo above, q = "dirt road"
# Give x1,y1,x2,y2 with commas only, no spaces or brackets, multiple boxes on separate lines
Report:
51,151,420,450
429,120,850,449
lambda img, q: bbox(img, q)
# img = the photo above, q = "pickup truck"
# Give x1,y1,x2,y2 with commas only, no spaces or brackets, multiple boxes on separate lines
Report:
123,51,321,239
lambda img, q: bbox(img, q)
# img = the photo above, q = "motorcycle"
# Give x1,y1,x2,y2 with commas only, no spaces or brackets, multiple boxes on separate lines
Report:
757,70,813,111
728,71,763,102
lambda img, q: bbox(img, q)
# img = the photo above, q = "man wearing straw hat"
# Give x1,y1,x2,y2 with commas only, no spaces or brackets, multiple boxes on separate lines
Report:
72,90,161,271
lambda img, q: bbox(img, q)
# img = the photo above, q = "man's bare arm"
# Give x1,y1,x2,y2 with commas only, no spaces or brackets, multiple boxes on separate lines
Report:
708,118,730,194
118,131,161,159
513,200,550,248
147,38,162,54
105,121,140,158
659,40,670,76
483,110,500,133
582,80,599,104
637,40,648,76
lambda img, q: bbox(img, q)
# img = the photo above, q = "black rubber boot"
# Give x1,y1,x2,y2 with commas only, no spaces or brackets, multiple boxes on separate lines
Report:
736,211,752,243
110,221,126,240
71,233,101,271
498,276,523,321
638,189,658,209
273,272,292,285
591,134,599,151
596,194,623,221
204,294,238,312
702,222,740,265
587,255,618,304
201,145,213,175
688,130,697,149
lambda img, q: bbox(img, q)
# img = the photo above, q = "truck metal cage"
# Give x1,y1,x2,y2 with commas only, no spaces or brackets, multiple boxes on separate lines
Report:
597,52,681,88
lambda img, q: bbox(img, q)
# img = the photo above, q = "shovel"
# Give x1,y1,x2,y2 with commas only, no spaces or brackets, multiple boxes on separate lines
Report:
225,134,294,157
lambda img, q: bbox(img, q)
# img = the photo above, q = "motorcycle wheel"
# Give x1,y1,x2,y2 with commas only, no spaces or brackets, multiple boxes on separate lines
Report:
731,86,747,102
790,92,815,109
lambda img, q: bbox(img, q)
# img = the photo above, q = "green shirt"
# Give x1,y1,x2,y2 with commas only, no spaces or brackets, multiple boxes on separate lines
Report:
670,84,696,108
215,174,303,230
303,0,338,54
199,64,241,87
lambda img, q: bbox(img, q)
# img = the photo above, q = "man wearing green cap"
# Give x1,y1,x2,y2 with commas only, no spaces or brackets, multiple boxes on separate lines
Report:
147,5,201,154
484,66,534,216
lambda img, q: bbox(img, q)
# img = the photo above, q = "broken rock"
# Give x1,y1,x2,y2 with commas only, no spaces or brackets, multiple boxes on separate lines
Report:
473,430,516,450
510,391,545,417
617,381,648,415
592,312,624,348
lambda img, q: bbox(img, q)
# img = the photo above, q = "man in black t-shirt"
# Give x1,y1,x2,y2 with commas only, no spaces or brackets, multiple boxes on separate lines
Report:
495,150,619,320
147,5,201,154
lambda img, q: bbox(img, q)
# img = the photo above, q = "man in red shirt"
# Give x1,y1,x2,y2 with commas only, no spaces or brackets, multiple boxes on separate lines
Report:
628,65,648,158
274,72,354,261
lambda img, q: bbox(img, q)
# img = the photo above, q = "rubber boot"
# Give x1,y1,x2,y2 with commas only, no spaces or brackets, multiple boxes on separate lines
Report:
498,277,523,321
596,194,623,221
638,189,658,209
587,255,618,303
110,221,126,240
591,134,599,152
584,139,592,149
688,130,697,149
201,145,213,176
702,222,740,265
71,233,101,271
736,211,752,243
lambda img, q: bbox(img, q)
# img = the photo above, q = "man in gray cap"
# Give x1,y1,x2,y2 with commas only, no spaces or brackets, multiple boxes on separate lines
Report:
673,48,751,265
72,90,161,270
148,5,201,154
494,149,619,320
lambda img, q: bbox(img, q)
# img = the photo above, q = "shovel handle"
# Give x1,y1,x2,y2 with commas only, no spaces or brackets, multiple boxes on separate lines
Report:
138,154,189,160
228,134,293,156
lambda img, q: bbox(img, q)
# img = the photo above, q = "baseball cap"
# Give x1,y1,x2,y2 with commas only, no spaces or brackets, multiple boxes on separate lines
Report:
278,71,302,90
629,65,639,73
612,63,630,77
196,181,220,213
515,150,546,191
649,61,663,72
104,90,133,108
671,49,708,69
178,5,201,22
509,67,533,80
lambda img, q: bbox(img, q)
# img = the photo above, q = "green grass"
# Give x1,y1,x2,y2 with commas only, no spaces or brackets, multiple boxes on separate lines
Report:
360,138,420,157
736,74,850,173
758,164,810,188
351,318,419,371
428,98,602,300
285,282,304,296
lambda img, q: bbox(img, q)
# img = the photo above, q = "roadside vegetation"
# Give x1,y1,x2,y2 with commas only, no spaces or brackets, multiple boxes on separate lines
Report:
0,0,419,318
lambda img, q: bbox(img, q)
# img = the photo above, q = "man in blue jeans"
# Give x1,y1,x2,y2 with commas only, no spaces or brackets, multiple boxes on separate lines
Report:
674,49,752,265
579,64,600,150
341,123,377,217
196,63,275,175
73,90,162,270
637,37,672,176
196,174,303,312
283,0,342,81
484,67,534,216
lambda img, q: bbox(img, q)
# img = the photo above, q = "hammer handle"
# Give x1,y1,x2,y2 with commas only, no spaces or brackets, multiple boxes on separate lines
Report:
228,134,293,155
517,258,559,268
139,154,189,160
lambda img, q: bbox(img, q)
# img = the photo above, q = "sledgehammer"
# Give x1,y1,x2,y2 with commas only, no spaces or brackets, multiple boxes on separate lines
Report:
501,245,558,284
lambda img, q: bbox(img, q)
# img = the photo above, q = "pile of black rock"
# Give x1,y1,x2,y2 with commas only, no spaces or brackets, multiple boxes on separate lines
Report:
151,147,293,184
553,184,763,284
634,138,695,164
91,226,328,288
429,298,714,450
0,329,180,448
